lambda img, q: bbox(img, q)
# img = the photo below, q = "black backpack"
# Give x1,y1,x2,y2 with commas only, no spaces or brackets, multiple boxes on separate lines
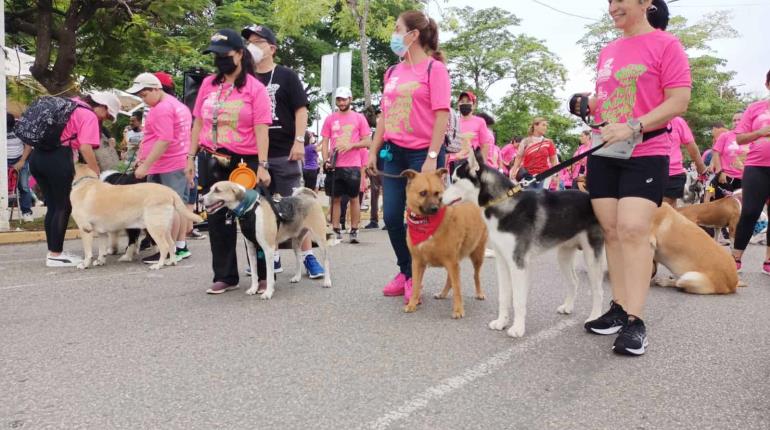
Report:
14,96,91,151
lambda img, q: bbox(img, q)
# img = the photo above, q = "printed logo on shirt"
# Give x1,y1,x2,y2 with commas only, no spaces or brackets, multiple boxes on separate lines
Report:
203,95,245,145
599,64,648,124
384,81,421,134
266,82,280,122
596,58,614,83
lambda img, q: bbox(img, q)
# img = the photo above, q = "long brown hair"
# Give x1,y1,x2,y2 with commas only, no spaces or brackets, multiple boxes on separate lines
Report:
528,117,547,136
399,11,445,63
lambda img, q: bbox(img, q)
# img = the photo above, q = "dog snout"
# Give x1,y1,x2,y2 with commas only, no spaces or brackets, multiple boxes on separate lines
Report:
423,204,440,215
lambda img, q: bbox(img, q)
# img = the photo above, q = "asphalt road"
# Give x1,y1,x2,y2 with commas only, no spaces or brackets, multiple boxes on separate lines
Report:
1,230,769,430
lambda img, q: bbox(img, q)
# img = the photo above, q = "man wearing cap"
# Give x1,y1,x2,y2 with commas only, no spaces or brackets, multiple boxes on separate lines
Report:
448,90,493,172
242,24,325,276
320,87,371,243
126,72,194,262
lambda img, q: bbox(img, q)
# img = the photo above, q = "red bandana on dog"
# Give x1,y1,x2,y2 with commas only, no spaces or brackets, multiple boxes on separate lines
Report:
407,207,447,246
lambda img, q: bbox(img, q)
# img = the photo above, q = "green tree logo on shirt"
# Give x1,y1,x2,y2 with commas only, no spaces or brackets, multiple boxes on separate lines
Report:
601,64,647,124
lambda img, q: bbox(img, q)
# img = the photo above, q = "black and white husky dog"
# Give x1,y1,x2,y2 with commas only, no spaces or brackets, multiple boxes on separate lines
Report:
443,150,605,338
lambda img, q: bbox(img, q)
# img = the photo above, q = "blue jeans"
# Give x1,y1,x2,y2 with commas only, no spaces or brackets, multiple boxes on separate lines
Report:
382,143,446,278
8,157,33,215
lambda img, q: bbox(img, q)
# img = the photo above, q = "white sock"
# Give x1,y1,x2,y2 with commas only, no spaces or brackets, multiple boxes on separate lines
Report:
302,250,314,258
274,252,281,262
176,241,186,249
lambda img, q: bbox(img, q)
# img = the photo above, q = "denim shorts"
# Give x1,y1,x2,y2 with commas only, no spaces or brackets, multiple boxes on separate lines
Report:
147,169,189,201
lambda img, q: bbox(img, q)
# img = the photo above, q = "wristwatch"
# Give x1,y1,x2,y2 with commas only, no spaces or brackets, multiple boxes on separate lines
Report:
427,150,438,159
295,136,305,143
258,161,269,169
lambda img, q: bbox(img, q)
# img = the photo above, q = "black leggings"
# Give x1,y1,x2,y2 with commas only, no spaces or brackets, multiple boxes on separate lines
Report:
734,166,770,251
29,146,75,253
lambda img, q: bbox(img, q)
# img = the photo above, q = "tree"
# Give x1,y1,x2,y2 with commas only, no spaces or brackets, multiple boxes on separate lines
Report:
577,11,744,149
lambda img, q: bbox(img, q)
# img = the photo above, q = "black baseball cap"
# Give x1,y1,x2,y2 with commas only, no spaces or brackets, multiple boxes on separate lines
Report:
202,29,245,55
241,24,277,46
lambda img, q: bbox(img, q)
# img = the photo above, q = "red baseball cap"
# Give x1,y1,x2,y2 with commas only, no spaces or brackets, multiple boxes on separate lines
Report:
458,90,476,103
153,72,174,89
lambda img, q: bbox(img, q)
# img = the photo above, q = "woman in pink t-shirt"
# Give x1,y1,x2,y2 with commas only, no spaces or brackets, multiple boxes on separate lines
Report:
569,131,593,189
732,70,770,273
500,137,521,176
28,91,120,268
186,29,272,295
711,112,747,199
663,116,706,207
367,10,451,301
577,0,691,356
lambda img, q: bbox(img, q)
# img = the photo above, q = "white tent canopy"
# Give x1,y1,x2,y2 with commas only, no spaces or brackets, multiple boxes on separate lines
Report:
4,46,34,77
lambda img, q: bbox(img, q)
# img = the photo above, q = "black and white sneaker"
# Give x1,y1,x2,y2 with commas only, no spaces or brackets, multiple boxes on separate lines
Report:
612,318,648,356
349,229,359,244
334,228,343,241
46,252,83,267
584,300,628,335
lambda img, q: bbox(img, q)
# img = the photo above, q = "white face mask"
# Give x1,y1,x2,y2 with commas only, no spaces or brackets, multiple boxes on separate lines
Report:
247,43,264,64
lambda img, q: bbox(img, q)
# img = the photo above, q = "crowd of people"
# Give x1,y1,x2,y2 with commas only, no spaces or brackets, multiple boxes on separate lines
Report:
5,0,770,357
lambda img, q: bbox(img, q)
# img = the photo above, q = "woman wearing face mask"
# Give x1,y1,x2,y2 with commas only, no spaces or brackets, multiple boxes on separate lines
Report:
509,118,558,189
185,29,273,295
28,91,120,267
367,10,451,302
575,0,691,356
731,69,770,274
447,91,493,173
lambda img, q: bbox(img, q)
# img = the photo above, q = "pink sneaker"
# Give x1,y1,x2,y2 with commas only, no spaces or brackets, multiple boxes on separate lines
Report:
734,257,742,273
383,273,407,296
403,277,422,305
762,260,770,276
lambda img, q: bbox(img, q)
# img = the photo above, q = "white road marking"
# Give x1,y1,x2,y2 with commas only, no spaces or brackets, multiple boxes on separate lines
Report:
364,318,578,430
0,271,155,291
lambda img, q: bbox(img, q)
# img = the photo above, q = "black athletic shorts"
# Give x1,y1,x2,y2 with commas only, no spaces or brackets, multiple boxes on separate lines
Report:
586,155,669,206
664,173,687,200
325,167,361,198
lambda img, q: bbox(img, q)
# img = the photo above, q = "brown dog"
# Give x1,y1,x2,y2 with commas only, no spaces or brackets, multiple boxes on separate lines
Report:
651,203,744,294
403,168,488,318
677,194,741,244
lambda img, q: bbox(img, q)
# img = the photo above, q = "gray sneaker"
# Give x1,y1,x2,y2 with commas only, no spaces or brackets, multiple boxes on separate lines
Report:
349,229,359,244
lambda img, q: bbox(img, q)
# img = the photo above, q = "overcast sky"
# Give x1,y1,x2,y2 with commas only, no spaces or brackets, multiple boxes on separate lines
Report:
428,0,770,102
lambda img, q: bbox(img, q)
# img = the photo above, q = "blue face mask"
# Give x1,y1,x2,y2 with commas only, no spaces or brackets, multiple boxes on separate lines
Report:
390,32,409,57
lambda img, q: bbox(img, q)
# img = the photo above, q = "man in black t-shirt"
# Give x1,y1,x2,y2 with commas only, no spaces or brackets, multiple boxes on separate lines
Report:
242,24,325,280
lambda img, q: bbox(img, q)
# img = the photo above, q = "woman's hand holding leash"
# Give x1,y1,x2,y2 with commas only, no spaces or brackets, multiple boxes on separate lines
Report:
421,157,437,173
600,123,635,146
257,166,271,187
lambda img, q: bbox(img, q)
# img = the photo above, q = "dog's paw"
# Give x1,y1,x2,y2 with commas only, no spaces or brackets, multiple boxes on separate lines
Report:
556,304,573,315
507,323,526,338
118,254,133,262
76,262,88,270
94,257,106,266
322,280,332,288
403,303,418,313
475,293,486,301
433,293,447,300
106,247,118,256
452,308,465,319
245,286,258,295
290,275,301,283
259,290,274,300
149,263,162,270
488,318,509,331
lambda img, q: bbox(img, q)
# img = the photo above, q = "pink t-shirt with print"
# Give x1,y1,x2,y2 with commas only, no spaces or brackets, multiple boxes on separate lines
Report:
193,74,272,155
570,143,592,179
381,59,451,150
449,115,494,163
712,131,748,179
321,111,371,168
60,98,100,151
668,116,694,176
140,94,191,175
735,100,770,167
500,143,517,165
486,144,500,169
594,30,691,157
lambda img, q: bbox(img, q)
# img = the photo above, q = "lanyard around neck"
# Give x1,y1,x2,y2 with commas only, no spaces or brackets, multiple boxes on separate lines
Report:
212,82,236,150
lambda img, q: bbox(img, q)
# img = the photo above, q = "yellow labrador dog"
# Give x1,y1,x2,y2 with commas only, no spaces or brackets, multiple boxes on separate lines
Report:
70,164,203,270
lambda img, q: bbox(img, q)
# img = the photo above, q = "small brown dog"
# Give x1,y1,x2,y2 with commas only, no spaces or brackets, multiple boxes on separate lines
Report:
677,194,741,244
651,203,744,294
403,168,488,319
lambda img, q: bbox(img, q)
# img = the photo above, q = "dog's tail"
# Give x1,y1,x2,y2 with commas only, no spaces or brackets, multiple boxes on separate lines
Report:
173,193,204,223
676,271,731,295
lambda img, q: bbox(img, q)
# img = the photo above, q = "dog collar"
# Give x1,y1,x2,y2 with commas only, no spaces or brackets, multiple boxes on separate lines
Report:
482,185,522,208
232,189,260,218
407,207,447,246
71,175,98,188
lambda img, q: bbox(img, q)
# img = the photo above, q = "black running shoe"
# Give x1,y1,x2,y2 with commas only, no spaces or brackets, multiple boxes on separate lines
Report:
613,318,648,356
584,300,628,335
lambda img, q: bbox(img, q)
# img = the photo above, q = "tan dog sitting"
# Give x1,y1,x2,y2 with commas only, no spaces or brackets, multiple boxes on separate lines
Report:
677,194,741,244
403,168,488,319
651,203,744,294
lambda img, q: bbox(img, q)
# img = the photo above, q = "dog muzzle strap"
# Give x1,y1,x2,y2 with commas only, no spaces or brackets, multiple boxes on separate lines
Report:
231,189,260,218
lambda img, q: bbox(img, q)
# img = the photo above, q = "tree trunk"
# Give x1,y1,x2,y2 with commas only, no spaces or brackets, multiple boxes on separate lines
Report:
348,0,372,108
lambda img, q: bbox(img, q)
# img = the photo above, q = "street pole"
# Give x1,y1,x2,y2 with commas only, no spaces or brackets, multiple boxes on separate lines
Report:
0,1,10,231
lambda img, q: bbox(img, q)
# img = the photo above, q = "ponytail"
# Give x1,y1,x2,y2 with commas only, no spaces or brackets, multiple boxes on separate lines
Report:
647,0,670,31
399,10,446,63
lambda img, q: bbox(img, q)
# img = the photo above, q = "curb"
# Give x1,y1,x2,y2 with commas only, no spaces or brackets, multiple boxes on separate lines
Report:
0,229,81,245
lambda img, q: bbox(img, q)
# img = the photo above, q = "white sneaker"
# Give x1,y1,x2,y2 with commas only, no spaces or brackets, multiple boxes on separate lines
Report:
484,248,496,258
46,252,83,267
21,213,34,222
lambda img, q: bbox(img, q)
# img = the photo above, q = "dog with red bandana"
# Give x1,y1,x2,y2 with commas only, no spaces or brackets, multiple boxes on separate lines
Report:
403,168,488,319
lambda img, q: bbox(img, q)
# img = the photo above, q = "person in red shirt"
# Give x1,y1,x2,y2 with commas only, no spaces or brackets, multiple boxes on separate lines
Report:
509,117,558,189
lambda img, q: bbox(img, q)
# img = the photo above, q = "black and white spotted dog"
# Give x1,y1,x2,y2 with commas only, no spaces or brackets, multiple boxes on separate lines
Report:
443,150,605,338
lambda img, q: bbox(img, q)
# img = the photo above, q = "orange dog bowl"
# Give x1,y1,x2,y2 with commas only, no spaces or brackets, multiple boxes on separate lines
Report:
229,160,257,189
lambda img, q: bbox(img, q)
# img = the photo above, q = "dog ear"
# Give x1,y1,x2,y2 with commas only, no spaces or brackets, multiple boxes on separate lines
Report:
466,150,480,173
233,185,245,201
435,168,449,181
401,169,419,181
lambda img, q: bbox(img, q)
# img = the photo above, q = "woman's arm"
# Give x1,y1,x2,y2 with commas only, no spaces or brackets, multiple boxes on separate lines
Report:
601,87,691,145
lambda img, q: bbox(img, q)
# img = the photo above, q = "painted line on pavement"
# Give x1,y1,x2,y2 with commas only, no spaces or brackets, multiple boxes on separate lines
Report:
0,270,157,291
364,318,578,430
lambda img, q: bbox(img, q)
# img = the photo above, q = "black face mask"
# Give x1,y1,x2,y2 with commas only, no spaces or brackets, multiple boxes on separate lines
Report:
214,55,237,75
459,104,473,116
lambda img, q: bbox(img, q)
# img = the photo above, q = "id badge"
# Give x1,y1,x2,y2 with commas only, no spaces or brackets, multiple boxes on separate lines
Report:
592,132,642,160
